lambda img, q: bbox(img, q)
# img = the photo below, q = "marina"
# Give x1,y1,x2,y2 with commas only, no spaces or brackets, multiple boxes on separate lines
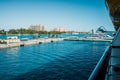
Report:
0,34,112,49
0,32,113,49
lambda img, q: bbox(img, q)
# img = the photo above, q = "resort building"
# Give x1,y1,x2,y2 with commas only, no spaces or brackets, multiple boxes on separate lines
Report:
53,27,67,32
29,24,45,31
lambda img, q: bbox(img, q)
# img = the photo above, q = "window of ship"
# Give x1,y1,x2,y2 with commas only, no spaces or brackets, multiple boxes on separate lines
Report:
113,15,120,22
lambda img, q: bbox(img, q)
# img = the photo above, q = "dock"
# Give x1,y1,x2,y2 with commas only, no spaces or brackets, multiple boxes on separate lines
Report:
64,37,112,42
0,38,64,49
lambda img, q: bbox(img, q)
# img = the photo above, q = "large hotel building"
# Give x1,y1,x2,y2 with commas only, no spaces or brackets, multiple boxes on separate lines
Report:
53,27,67,32
29,24,45,31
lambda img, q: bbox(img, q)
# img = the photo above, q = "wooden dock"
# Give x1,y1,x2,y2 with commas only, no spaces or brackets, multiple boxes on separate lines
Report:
0,38,64,49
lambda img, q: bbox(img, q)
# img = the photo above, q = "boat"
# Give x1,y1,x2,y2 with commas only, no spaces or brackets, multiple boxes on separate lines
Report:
64,36,80,41
72,32,79,34
20,38,29,41
64,33,113,42
83,33,113,40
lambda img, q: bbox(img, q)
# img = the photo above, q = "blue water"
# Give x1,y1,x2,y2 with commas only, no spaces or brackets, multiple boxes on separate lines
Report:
0,35,33,40
0,41,109,80
0,32,114,40
0,34,87,40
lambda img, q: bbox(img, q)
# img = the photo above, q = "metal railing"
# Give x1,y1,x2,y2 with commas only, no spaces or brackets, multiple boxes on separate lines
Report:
88,46,111,80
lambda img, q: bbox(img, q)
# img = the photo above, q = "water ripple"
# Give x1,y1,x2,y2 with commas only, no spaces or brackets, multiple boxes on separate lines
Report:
0,41,109,80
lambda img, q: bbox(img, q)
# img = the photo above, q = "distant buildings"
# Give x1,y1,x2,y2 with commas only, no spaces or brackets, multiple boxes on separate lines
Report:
29,25,67,32
29,24,45,31
53,27,67,32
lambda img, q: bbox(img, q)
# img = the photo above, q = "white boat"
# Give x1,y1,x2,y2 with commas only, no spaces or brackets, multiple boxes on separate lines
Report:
64,36,80,41
84,34,113,40
72,32,79,34
20,38,29,41
64,34,113,42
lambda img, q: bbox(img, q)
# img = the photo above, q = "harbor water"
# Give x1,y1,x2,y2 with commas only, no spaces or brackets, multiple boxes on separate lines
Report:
0,40,109,80
0,34,87,39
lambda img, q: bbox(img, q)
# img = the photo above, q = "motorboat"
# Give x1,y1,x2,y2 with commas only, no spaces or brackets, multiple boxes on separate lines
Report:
84,34,113,40
64,36,80,41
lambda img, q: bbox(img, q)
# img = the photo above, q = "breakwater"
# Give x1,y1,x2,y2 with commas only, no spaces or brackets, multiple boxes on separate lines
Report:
0,38,64,49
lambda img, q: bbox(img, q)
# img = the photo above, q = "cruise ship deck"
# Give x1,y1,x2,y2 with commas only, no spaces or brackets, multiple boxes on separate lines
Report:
106,28,120,80
89,0,120,80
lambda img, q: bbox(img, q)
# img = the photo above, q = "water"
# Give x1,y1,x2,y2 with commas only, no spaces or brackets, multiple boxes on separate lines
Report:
0,34,87,39
0,41,109,80
0,35,33,40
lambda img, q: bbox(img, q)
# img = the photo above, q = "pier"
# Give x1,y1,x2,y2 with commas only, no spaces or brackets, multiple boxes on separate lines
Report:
64,37,112,42
64,38,112,42
0,38,64,49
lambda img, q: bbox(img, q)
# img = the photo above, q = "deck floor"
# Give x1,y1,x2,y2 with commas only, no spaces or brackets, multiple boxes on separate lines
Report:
106,47,120,80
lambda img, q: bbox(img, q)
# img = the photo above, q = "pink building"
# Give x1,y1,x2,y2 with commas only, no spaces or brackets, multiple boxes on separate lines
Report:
29,24,45,31
53,27,67,32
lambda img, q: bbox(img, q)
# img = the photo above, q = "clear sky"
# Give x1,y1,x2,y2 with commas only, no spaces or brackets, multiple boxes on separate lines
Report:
0,0,115,31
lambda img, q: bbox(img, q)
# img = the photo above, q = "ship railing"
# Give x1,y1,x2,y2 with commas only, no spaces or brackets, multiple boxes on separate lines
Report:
88,46,111,80
88,27,120,80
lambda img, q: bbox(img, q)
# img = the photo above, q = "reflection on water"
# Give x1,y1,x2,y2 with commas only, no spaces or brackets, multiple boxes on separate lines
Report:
0,41,110,80
7,47,20,54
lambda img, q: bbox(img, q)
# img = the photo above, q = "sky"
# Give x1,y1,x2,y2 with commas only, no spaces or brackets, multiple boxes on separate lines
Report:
0,0,115,31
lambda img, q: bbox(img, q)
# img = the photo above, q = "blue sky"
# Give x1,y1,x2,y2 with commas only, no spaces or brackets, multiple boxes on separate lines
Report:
0,0,114,31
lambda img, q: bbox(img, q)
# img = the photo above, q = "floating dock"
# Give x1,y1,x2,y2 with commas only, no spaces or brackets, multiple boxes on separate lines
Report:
0,38,64,49
64,38,112,42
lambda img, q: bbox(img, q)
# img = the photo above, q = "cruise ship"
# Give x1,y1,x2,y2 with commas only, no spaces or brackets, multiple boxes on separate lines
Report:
89,0,120,80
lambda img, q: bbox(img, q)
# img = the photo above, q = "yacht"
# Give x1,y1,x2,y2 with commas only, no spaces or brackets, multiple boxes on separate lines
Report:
64,33,113,42
84,33,113,40
64,36,80,41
